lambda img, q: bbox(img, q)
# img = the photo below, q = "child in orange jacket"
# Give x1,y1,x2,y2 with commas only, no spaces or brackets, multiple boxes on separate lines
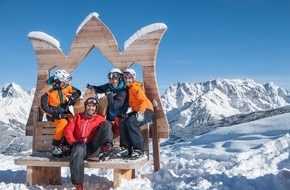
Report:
41,69,81,157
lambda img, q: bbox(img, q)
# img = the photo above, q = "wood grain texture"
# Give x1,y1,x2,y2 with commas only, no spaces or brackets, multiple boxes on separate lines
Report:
14,155,148,169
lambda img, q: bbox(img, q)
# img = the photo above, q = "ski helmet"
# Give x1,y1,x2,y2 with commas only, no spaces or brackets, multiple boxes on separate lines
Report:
54,69,72,84
107,68,122,79
123,68,136,81
84,97,99,110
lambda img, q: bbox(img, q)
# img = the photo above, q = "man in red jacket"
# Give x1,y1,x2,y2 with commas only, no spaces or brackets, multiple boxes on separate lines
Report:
64,97,117,190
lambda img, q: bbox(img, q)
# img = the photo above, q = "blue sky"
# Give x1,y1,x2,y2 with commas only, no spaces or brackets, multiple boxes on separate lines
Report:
1,1,290,94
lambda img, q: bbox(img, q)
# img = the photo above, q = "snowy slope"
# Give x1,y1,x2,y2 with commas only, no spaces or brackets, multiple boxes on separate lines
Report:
0,80,290,189
4,112,290,190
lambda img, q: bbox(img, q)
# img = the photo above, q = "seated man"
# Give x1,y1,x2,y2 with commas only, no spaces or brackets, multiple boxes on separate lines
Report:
64,97,118,190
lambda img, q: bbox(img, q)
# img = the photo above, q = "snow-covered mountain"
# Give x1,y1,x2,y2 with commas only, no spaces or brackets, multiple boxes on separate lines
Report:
161,78,290,141
0,82,34,129
0,82,34,155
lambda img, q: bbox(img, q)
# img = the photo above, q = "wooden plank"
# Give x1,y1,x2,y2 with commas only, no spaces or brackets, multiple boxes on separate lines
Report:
156,132,168,138
34,128,55,135
114,169,135,187
34,136,52,142
36,121,54,127
33,146,51,152
32,106,39,152
141,124,149,158
109,55,156,62
26,166,61,186
14,155,148,170
152,102,160,172
33,142,51,147
26,126,33,136
34,117,54,151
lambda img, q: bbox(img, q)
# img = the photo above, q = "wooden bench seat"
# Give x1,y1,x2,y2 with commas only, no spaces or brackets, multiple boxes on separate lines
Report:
14,127,149,187
14,96,151,188
14,152,148,169
14,152,148,187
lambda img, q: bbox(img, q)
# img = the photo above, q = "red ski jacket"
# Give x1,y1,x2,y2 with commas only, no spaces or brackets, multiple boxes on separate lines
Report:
64,112,106,145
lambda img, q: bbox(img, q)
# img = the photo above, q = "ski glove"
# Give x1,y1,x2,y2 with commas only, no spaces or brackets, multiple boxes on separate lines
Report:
52,110,66,120
84,84,93,93
105,90,113,96
118,113,128,120
136,111,145,122
67,97,76,106
106,91,113,101
67,91,80,106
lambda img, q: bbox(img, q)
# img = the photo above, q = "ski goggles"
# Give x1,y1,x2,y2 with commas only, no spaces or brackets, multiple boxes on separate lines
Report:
65,76,73,84
122,72,133,78
108,72,121,79
85,98,98,105
55,76,72,84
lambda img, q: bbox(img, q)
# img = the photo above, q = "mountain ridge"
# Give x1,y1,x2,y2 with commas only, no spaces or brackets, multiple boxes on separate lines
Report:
1,78,290,154
161,78,290,142
0,82,34,155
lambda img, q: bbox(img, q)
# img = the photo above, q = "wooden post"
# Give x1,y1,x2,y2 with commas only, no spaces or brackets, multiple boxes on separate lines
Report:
152,100,160,172
141,123,149,159
32,106,39,153
27,166,61,186
114,169,135,187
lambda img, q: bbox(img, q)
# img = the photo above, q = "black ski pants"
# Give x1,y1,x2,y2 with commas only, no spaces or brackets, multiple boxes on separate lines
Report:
69,121,113,185
119,109,154,152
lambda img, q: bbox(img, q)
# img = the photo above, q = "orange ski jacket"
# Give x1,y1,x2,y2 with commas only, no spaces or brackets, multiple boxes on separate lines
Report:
127,81,153,113
41,84,79,116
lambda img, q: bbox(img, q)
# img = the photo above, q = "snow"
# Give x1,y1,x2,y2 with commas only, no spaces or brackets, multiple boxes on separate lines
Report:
124,23,167,50
28,31,61,50
75,12,167,52
76,12,99,34
3,112,290,189
0,83,33,125
27,12,167,57
162,79,290,140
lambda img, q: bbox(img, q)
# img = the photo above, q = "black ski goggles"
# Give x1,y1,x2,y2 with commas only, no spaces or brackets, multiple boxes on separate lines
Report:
85,98,98,105
108,72,121,79
123,72,133,78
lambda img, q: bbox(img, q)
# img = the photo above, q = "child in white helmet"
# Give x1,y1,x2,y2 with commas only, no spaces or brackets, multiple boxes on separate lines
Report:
40,69,81,157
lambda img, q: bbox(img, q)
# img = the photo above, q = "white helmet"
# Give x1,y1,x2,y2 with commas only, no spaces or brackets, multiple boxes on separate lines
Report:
54,69,72,84
123,68,136,81
107,68,122,79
